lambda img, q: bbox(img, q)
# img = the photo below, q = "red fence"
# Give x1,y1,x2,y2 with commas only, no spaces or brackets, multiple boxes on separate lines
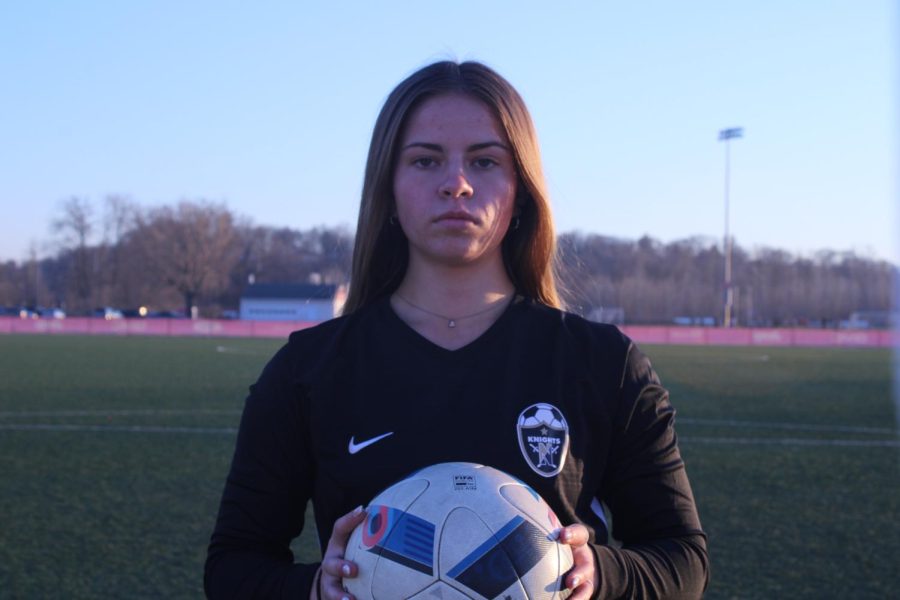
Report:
0,317,896,348
619,325,897,348
0,317,315,340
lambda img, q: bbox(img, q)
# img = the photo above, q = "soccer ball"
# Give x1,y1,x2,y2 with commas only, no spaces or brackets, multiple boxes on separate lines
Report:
343,462,574,599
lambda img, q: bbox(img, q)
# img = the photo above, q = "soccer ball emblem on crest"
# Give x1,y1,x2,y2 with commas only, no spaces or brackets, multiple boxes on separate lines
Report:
517,403,570,477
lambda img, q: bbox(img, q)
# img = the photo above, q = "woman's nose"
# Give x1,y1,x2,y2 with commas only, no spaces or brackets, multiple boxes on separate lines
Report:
439,171,474,199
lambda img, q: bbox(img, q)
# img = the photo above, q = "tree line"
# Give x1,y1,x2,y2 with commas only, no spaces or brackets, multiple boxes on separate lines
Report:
557,233,894,326
0,197,894,326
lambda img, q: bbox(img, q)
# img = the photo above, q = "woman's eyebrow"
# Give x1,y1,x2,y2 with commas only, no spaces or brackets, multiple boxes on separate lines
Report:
400,141,510,152
467,141,510,152
400,142,442,152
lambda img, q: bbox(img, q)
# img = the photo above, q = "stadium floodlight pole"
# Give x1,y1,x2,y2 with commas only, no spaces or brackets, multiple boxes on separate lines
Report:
719,127,743,328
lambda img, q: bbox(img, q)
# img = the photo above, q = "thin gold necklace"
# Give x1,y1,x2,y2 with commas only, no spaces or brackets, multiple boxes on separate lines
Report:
393,293,512,328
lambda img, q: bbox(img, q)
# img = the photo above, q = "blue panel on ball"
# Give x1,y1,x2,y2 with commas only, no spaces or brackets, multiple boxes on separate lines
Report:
366,507,436,575
448,516,552,598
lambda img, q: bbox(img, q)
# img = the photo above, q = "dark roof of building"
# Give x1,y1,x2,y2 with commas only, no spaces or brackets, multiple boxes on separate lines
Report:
241,283,339,300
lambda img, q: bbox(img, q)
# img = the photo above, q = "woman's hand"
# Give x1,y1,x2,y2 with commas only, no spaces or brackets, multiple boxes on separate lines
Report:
558,524,598,599
311,506,367,600
312,509,595,599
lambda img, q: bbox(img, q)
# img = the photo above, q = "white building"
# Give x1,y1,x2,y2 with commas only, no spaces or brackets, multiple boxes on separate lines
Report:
239,283,347,321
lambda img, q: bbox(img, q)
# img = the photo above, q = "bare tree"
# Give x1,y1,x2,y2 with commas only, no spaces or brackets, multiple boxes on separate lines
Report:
133,201,240,317
99,195,139,307
0,260,23,306
52,197,96,312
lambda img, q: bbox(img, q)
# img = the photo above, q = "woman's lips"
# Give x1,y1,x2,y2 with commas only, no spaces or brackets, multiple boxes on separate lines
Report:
434,210,479,225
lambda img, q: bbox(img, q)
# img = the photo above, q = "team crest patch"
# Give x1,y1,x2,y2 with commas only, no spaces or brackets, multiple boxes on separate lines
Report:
516,403,570,477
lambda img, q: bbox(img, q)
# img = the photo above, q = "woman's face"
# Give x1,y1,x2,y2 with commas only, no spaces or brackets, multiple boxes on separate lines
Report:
392,93,518,271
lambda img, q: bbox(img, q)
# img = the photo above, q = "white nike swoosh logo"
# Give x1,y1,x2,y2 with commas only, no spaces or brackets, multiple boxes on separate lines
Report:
348,431,394,454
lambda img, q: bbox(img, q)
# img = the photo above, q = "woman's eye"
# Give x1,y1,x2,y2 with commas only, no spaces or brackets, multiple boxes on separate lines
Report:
473,157,498,169
412,157,437,168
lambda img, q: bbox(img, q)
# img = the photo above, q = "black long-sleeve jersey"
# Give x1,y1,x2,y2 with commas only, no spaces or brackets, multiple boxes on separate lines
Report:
205,297,709,598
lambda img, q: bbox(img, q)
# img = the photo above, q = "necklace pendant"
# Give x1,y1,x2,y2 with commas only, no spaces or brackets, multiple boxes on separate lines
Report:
448,319,456,328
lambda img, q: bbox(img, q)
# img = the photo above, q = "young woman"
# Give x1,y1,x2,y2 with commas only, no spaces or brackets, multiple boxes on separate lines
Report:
206,61,709,599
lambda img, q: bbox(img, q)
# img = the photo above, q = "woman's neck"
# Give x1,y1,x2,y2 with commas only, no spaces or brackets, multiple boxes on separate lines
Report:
395,257,515,317
391,258,515,350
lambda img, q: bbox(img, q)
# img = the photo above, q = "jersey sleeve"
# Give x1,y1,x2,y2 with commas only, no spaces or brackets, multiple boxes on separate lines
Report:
204,343,319,599
592,341,709,598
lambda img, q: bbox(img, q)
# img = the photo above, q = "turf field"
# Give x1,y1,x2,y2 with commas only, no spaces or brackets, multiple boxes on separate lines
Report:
0,335,897,599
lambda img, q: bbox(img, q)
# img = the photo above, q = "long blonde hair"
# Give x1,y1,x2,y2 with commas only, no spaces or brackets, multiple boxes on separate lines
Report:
343,61,560,313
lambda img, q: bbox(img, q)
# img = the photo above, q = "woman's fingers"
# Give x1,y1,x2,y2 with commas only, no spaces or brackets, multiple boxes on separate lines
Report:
557,523,589,546
566,545,597,599
321,567,352,600
557,524,598,599
331,505,367,542
318,506,367,600
322,555,357,578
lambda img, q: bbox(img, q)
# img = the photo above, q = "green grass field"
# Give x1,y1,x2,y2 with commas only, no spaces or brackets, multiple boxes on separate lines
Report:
0,335,897,599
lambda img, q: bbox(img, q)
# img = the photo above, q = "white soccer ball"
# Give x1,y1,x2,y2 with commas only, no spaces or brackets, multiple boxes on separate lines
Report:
343,462,574,600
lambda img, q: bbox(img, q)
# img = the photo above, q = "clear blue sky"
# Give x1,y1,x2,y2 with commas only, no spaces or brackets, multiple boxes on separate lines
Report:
1,1,896,263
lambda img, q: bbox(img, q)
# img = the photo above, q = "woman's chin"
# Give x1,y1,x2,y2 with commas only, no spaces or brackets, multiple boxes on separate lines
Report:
412,245,501,270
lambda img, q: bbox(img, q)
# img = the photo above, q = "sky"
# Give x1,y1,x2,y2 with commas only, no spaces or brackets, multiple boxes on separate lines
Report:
1,1,896,264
